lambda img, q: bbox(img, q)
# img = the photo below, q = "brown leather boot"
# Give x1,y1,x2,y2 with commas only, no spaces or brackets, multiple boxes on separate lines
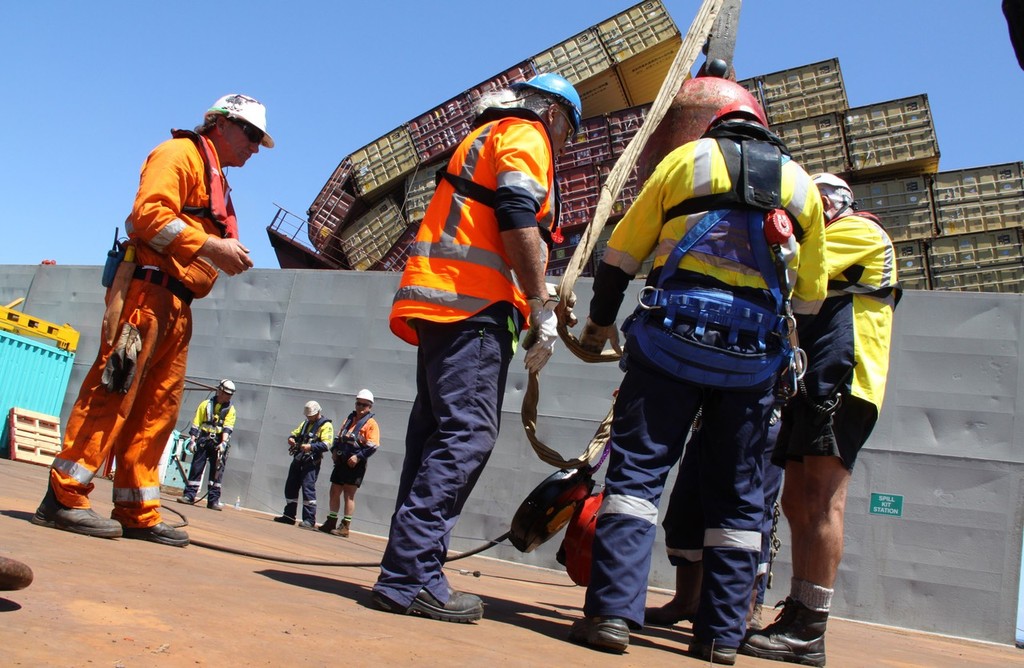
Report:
331,518,351,537
747,573,765,631
644,560,702,626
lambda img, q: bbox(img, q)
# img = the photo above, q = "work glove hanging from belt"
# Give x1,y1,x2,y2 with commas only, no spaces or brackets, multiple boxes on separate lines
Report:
522,285,560,374
101,322,142,393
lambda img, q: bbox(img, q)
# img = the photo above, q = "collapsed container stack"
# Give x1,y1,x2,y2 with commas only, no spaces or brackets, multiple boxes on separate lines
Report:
740,60,1024,293
268,0,680,275
270,2,1024,293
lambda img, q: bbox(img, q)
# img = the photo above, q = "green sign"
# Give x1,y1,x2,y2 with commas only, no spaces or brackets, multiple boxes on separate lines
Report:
870,492,904,517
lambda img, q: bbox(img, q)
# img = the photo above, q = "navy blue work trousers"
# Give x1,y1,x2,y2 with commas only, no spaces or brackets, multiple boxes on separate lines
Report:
183,440,226,504
283,457,321,524
584,359,775,649
374,318,512,608
664,417,784,598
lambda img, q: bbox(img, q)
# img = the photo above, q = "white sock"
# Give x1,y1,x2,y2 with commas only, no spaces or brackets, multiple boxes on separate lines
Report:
791,578,833,613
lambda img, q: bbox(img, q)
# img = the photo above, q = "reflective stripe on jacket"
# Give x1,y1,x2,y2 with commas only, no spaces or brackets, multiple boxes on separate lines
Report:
602,137,828,315
126,134,230,299
390,114,557,345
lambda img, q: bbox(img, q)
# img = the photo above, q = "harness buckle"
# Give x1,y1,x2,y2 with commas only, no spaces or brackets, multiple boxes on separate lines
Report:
637,286,660,311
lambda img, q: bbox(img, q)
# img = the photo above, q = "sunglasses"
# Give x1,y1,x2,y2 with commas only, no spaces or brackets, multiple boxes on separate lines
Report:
356,401,372,408
230,117,265,145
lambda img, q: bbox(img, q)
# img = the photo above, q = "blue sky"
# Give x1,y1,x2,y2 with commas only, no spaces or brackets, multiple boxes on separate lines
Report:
1,1,1020,269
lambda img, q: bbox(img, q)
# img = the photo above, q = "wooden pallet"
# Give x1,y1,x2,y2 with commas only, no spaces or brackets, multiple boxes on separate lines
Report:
8,408,62,466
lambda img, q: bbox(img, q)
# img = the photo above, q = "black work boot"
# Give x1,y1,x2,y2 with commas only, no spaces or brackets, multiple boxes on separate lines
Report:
120,522,190,547
568,616,630,653
371,586,484,623
739,597,828,667
688,638,737,665
644,560,702,626
318,516,338,533
31,485,122,538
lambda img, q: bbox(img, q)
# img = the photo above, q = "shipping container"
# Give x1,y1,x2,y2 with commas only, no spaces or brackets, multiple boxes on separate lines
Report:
894,239,928,284
929,260,1024,293
575,68,631,118
608,103,652,157
597,161,642,218
408,62,535,163
596,0,677,63
736,76,764,111
927,229,1024,273
759,59,847,125
532,28,613,87
337,197,408,271
369,223,419,273
558,115,612,171
844,95,940,177
350,126,420,199
851,175,936,242
0,330,74,456
559,165,602,229
617,36,682,107
932,162,1024,235
771,112,849,176
402,162,445,224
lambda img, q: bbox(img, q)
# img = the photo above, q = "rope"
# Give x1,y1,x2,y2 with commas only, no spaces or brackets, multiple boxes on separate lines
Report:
523,0,728,466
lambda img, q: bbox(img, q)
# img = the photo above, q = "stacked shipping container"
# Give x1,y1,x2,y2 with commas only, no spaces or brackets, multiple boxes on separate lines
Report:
740,58,1024,294
277,3,1024,294
278,0,679,273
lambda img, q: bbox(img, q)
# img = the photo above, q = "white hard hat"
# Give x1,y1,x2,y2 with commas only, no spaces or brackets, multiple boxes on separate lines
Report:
304,400,321,417
812,172,853,195
356,389,374,403
207,93,274,148
217,379,235,395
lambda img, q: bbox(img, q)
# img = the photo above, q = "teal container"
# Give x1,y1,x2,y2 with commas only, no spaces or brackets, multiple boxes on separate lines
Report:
0,330,75,456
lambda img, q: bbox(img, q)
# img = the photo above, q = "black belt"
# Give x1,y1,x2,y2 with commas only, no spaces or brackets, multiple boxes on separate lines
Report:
132,267,195,305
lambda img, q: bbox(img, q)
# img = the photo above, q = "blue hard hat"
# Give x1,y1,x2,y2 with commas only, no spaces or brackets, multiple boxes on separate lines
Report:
511,73,583,134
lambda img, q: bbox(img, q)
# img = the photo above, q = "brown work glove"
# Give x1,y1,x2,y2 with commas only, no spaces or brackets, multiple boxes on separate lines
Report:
579,317,622,355
101,322,142,393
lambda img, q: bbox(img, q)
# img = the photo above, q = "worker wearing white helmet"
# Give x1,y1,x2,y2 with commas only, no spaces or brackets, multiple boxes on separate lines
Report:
177,379,238,510
742,172,900,666
274,401,334,528
33,93,272,549
319,389,381,538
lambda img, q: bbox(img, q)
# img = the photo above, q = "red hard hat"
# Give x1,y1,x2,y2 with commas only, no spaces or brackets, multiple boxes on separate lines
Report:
638,76,768,183
556,490,605,586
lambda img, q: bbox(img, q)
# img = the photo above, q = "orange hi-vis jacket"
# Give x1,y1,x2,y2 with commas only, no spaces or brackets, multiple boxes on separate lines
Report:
126,132,234,299
390,112,558,345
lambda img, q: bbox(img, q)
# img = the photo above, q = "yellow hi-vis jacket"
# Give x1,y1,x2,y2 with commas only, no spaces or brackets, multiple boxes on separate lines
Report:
390,113,557,345
823,212,899,409
188,398,237,443
602,137,828,315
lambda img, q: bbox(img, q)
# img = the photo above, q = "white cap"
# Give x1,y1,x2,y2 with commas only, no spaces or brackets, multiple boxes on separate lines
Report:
812,172,853,195
356,389,374,403
207,94,274,148
218,379,235,395
304,401,321,417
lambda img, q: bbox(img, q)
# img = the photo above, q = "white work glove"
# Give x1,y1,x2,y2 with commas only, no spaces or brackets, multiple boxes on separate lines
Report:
523,295,560,374
217,442,227,456
186,437,197,455
579,317,622,355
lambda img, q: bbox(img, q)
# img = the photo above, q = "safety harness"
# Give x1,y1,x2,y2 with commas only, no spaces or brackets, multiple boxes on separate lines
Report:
620,121,805,392
170,129,239,240
433,107,564,246
291,416,331,463
197,399,231,445
332,411,376,460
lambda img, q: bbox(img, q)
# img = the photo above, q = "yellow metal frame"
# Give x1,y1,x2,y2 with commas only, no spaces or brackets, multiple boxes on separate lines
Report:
1,299,80,352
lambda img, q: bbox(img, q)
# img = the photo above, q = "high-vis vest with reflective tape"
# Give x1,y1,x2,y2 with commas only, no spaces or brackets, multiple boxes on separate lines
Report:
390,113,558,345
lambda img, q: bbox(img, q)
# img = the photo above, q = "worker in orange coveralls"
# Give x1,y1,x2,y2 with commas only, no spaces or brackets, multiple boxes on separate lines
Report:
32,94,272,547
